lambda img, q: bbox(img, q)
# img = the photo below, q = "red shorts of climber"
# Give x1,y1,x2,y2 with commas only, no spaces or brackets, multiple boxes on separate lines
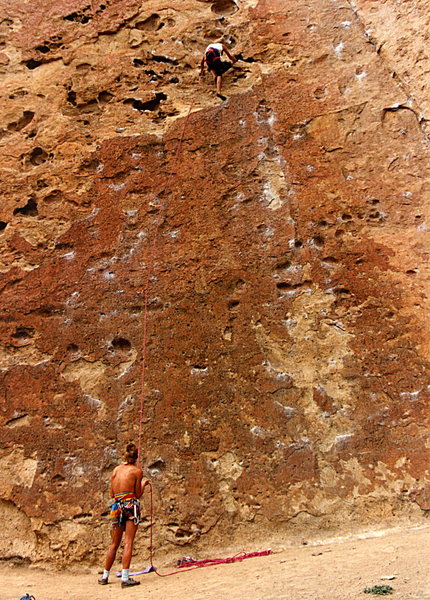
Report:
200,41,238,101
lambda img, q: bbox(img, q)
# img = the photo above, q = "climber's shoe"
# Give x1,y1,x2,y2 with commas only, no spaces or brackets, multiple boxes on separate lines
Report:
121,578,140,588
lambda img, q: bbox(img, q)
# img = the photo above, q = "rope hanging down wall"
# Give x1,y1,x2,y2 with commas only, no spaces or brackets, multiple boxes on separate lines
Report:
132,96,273,577
137,95,197,460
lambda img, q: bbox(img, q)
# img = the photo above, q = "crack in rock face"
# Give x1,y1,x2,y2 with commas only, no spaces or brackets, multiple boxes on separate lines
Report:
0,0,430,565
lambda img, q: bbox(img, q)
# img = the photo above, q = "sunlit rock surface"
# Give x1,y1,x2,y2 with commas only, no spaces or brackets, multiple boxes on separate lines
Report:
0,0,429,564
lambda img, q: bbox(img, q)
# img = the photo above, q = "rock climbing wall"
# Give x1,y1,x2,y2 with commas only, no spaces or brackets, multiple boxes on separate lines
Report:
0,0,429,565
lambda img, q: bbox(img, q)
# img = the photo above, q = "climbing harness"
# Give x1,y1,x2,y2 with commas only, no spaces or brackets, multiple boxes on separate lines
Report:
110,493,141,527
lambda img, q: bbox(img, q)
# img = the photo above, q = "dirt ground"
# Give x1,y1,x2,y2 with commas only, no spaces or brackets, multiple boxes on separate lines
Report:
2,525,429,600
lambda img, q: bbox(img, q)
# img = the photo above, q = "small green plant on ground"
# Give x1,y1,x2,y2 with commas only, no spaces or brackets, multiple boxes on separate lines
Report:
364,585,394,595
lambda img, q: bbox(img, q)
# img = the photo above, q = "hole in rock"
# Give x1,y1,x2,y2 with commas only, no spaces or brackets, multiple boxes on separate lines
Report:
13,198,38,216
55,242,73,250
44,189,63,203
313,235,324,246
276,259,291,270
28,147,49,166
335,287,351,295
81,157,99,171
76,62,91,71
67,344,79,352
148,459,165,471
66,90,77,105
12,327,35,344
0,221,7,231
133,58,144,66
124,92,166,111
203,27,224,41
211,0,238,15
79,99,100,113
341,213,352,221
144,68,159,81
7,111,35,132
135,14,161,31
175,529,190,539
276,282,294,290
169,76,179,83
228,300,240,309
26,59,42,70
368,211,381,219
294,240,303,248
27,131,37,138
152,54,178,65
9,90,29,99
6,414,29,426
110,337,132,352
36,45,50,53
2,556,31,567
314,87,327,99
322,256,338,264
98,91,114,103
406,269,417,275
64,12,91,24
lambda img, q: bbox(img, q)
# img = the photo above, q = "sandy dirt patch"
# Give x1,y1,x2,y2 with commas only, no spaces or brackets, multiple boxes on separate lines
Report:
2,525,429,600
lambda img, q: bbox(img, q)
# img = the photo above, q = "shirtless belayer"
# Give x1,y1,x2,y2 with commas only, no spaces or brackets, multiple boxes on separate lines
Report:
98,442,149,588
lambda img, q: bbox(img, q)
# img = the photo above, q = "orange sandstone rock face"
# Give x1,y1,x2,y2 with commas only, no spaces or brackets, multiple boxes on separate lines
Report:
0,0,429,564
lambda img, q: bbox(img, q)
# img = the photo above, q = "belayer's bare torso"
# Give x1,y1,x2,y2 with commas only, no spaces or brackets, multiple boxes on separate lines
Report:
111,464,143,498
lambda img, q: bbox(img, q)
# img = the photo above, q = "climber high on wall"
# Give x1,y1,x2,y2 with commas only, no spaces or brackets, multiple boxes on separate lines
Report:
199,40,238,101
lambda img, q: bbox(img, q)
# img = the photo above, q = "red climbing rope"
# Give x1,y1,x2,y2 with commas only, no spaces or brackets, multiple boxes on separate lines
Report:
137,95,197,461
